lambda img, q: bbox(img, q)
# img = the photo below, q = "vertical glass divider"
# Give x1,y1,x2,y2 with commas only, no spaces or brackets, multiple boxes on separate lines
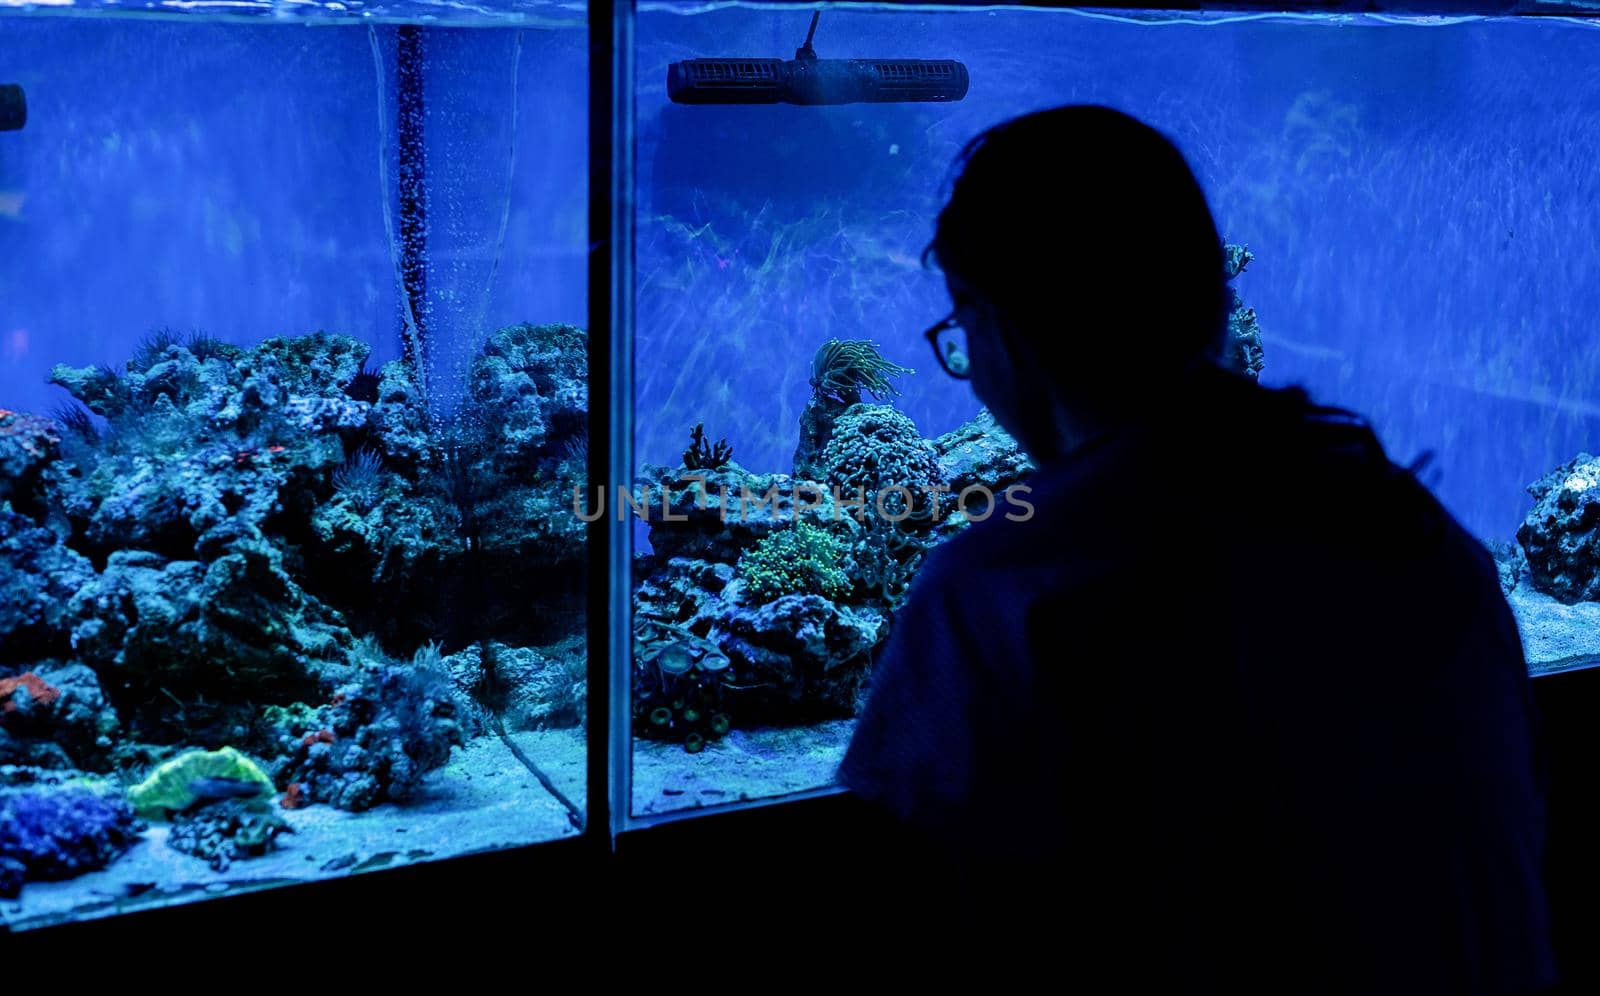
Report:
588,0,636,846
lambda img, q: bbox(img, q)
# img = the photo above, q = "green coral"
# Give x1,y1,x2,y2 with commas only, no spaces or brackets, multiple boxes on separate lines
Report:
808,339,913,403
737,521,851,603
127,747,275,820
820,404,943,520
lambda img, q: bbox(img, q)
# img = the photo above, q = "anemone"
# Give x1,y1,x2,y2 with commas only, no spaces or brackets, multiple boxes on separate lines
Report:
807,339,914,403
332,446,385,511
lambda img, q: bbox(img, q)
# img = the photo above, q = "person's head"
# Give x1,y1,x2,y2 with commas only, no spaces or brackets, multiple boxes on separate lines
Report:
926,105,1229,463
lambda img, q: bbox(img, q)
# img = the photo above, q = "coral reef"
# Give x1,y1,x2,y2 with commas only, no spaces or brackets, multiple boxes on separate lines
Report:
1518,454,1600,603
0,511,95,666
820,404,944,521
682,422,733,472
0,409,60,520
0,788,144,898
1224,243,1266,379
640,462,837,563
0,322,597,900
47,332,360,558
0,662,119,770
468,322,588,462
737,521,851,603
308,323,588,650
933,409,1032,498
273,664,463,812
795,339,914,481
167,799,291,871
67,535,353,712
444,639,586,737
633,382,1024,746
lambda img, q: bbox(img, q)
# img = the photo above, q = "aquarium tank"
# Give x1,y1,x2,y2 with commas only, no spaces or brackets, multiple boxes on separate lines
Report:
6,0,1600,931
0,0,589,927
627,4,1600,815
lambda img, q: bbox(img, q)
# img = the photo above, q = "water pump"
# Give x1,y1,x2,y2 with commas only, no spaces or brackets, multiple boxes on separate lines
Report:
0,84,24,131
667,12,969,106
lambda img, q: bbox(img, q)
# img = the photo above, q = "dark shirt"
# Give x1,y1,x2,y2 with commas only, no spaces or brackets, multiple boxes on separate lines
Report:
838,364,1555,994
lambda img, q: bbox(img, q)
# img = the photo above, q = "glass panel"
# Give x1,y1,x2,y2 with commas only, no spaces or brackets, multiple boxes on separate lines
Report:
631,3,1600,815
0,1,588,929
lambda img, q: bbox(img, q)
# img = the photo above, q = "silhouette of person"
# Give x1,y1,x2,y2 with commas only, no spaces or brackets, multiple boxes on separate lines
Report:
837,106,1555,995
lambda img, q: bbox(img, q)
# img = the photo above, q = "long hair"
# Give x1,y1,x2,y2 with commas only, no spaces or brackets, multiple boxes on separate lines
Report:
927,106,1229,391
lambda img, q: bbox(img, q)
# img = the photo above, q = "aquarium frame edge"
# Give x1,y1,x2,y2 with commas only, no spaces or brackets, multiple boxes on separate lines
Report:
591,0,637,845
632,1,1600,16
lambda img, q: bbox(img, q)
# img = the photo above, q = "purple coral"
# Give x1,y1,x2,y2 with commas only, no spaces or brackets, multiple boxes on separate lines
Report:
0,789,145,897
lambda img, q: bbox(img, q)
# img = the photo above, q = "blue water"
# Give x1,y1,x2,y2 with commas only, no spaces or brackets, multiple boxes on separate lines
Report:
0,4,586,420
4,4,1598,539
635,6,1600,541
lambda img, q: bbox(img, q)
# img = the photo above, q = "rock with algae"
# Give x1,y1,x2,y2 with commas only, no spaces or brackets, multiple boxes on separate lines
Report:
168,798,291,871
1224,243,1266,380
1518,454,1600,603
67,533,354,710
47,332,365,559
273,663,463,812
0,510,96,666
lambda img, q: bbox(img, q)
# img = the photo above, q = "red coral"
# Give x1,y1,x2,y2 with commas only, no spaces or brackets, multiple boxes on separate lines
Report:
0,409,60,458
0,672,61,715
300,728,335,748
280,782,308,810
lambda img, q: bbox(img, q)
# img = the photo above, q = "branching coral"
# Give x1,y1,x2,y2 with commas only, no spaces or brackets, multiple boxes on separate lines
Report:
808,339,914,404
737,521,851,603
682,422,732,471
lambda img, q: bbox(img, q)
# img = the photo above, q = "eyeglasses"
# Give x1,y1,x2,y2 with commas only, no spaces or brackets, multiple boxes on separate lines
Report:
923,312,972,380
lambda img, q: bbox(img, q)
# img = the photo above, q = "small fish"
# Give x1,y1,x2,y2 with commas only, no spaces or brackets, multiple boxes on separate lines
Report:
188,776,266,805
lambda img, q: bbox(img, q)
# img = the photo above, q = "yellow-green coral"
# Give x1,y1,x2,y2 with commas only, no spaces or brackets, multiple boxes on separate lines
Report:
127,747,275,820
737,521,851,603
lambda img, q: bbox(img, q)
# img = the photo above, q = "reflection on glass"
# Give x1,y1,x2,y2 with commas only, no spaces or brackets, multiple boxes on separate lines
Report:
632,5,1600,815
0,3,587,929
